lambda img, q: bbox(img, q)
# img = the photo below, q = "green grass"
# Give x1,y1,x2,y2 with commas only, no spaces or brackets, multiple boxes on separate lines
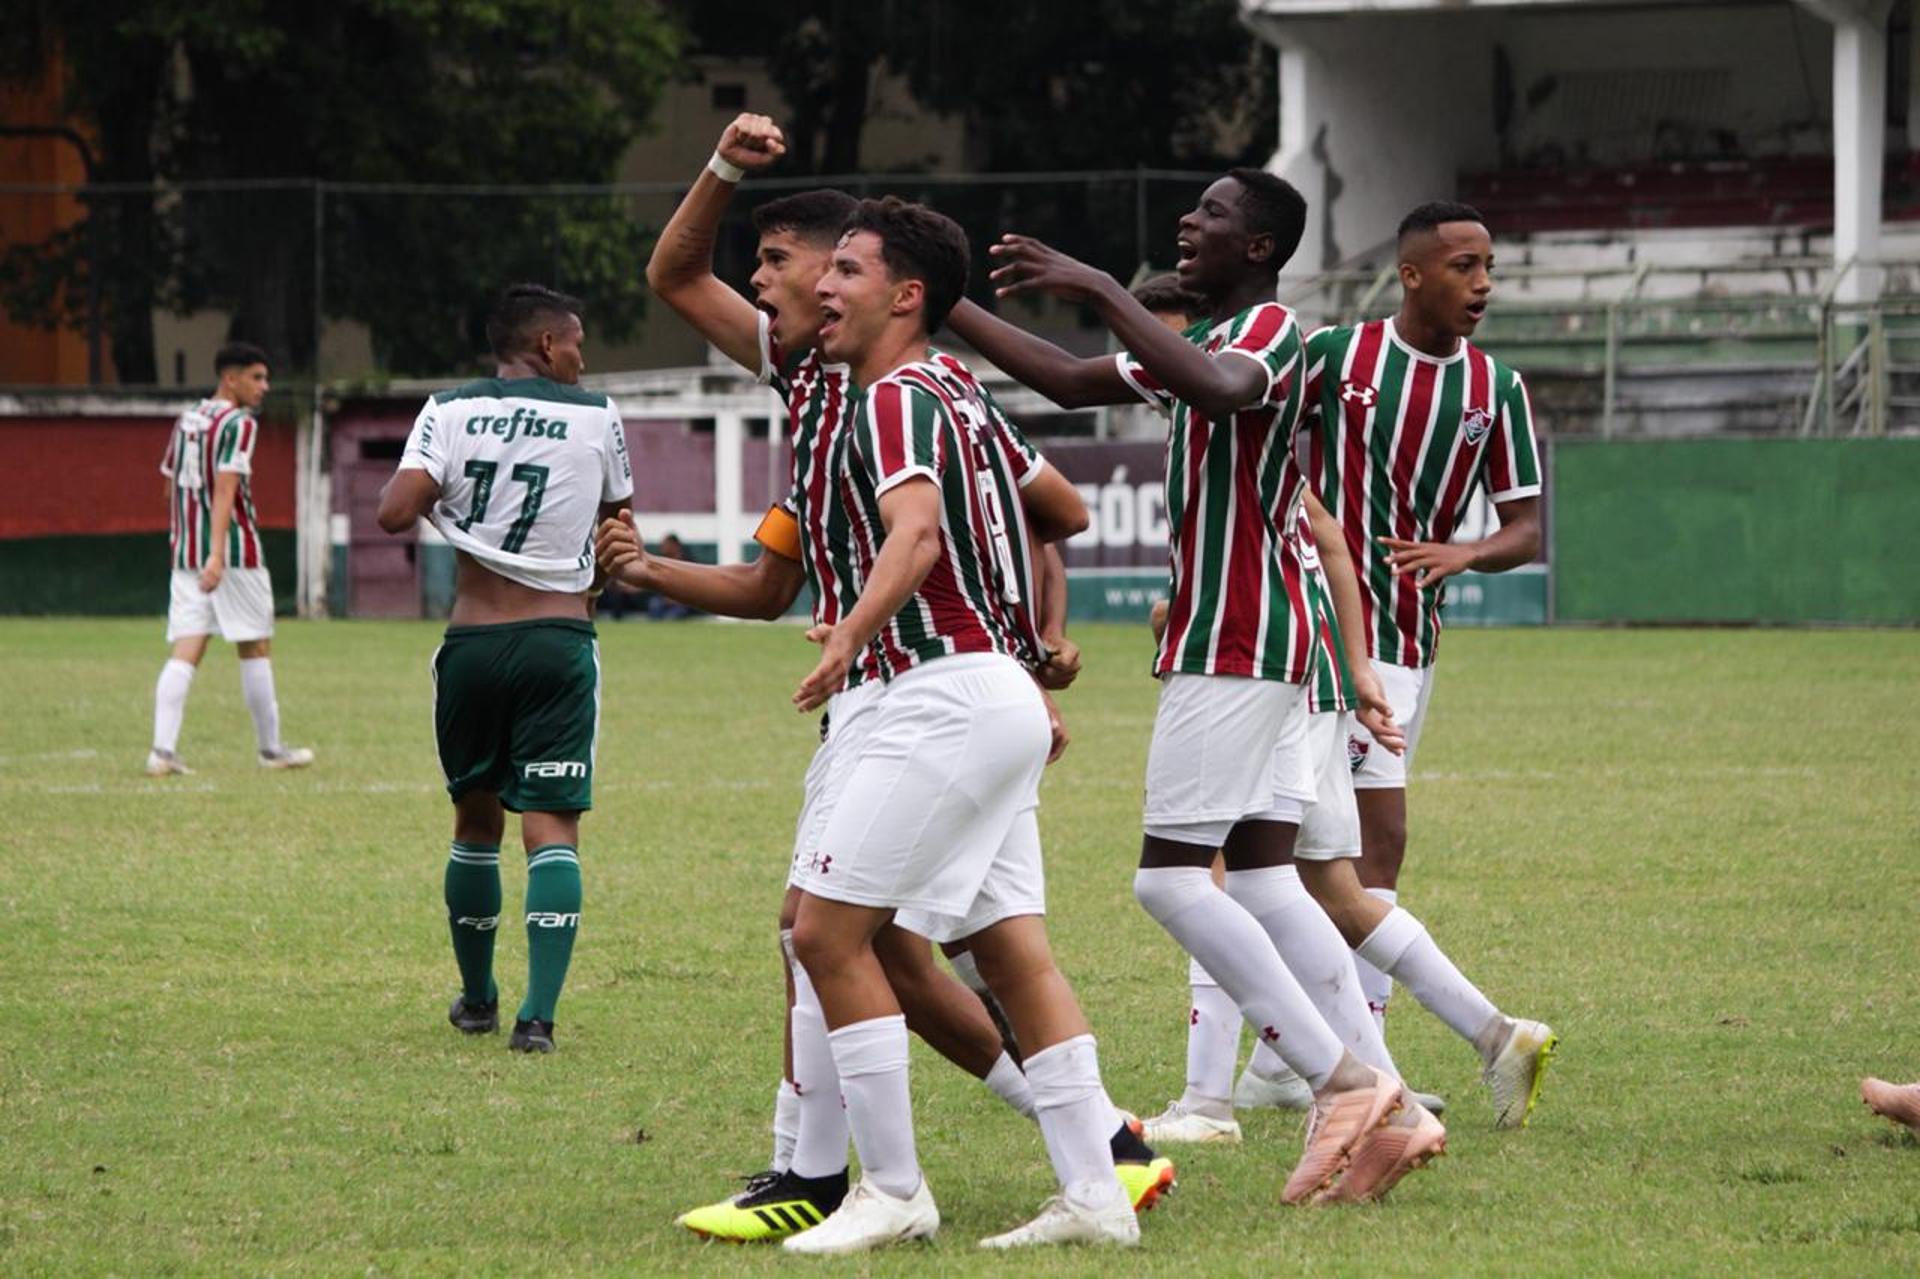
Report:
3,618,1918,1275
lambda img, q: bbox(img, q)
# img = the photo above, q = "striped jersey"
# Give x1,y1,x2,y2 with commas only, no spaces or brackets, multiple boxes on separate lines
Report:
160,398,265,572
1115,301,1315,683
837,357,1046,681
1301,320,1541,668
1293,509,1352,715
400,377,632,594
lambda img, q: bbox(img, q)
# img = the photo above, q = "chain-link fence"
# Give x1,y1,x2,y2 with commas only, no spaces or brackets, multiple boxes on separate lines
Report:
0,172,1219,390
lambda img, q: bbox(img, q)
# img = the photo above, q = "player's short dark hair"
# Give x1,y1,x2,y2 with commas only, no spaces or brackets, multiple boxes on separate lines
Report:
844,196,970,333
486,283,583,360
1397,201,1488,243
1225,168,1307,271
1130,274,1202,323
752,189,859,248
214,341,269,375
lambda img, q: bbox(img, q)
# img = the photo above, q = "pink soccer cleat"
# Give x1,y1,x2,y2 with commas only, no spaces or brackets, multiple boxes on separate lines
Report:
1861,1078,1920,1133
1314,1100,1446,1204
1281,1067,1403,1205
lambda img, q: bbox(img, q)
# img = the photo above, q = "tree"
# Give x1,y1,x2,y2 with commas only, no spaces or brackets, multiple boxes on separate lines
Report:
0,1,680,380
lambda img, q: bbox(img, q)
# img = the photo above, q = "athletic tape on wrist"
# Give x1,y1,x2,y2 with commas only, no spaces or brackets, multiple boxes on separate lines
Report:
707,151,745,183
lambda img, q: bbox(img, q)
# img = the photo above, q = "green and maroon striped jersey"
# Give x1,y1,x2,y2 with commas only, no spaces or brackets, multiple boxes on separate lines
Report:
1294,507,1353,715
1116,301,1316,683
159,398,264,573
1301,319,1541,669
838,358,1045,680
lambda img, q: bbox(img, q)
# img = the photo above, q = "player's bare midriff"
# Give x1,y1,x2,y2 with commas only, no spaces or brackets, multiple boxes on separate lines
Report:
448,550,590,626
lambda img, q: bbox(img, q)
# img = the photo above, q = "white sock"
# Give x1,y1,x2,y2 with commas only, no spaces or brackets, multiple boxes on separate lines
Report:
1358,905,1502,1050
947,948,990,995
239,657,281,754
1182,959,1242,1114
1354,886,1398,1034
1133,865,1345,1091
789,965,851,1177
826,1015,919,1200
771,1078,801,1173
1248,1037,1292,1082
1024,1035,1127,1212
1225,866,1397,1077
983,1051,1036,1119
152,659,195,753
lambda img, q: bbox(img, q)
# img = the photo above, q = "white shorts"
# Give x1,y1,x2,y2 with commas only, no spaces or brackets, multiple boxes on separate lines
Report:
1143,672,1312,848
799,653,1050,927
787,679,887,888
1350,659,1434,790
166,568,275,643
1296,712,1362,860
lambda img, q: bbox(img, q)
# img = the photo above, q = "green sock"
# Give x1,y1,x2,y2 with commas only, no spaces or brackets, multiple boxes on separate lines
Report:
519,845,581,1025
445,842,501,1007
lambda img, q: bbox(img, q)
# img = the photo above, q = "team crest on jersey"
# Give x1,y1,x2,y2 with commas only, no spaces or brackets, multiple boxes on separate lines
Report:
1461,406,1493,445
1339,380,1378,408
1347,736,1370,773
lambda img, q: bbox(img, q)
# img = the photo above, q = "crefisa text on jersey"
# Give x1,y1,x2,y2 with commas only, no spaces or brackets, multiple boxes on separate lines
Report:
464,408,571,444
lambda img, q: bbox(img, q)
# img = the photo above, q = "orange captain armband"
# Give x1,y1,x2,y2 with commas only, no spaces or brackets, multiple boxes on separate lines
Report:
754,504,802,562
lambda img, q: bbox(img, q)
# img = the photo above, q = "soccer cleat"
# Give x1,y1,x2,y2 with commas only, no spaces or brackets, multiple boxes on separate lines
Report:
447,994,498,1035
1109,1121,1176,1212
1235,1063,1314,1111
1281,1067,1403,1205
677,1167,848,1242
780,1174,938,1255
259,746,315,769
1484,1018,1558,1129
1141,1098,1242,1145
1408,1088,1447,1116
979,1193,1141,1249
1862,1078,1920,1133
1312,1100,1446,1204
144,749,193,777
509,1018,555,1053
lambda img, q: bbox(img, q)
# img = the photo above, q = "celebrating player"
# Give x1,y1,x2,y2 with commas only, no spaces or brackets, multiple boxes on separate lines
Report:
1294,201,1557,1127
147,342,314,778
947,169,1438,1204
375,284,632,1055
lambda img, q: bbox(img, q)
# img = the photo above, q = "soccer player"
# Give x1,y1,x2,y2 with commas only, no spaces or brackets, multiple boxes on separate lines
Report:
1295,200,1557,1126
148,342,314,777
375,283,632,1055
614,116,1164,1242
947,169,1438,1204
772,196,1141,1251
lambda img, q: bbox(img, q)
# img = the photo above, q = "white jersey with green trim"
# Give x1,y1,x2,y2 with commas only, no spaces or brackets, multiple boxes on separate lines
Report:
399,375,633,593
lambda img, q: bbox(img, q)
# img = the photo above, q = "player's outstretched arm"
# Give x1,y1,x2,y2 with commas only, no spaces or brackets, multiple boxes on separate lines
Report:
1306,492,1404,756
595,509,803,621
945,299,1133,409
986,235,1267,418
793,478,942,711
645,113,787,375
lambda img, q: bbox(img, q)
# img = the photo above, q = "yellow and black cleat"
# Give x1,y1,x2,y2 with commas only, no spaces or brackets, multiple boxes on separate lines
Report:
1111,1119,1177,1212
676,1168,848,1243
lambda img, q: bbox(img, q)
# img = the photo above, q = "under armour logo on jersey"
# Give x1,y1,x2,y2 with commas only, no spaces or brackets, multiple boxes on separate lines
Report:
1461,406,1493,445
1339,380,1379,408
1261,1025,1281,1044
1347,737,1371,773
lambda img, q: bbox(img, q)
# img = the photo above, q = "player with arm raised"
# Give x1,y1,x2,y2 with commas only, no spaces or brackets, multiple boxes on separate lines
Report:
375,284,630,1055
948,169,1436,1205
147,342,313,777
1297,201,1556,1128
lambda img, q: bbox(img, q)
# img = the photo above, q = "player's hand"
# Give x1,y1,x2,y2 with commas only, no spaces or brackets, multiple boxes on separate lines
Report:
717,113,786,171
794,624,852,712
1035,634,1081,691
1040,687,1070,764
1148,598,1170,645
1351,666,1407,757
594,509,652,588
988,234,1113,303
1378,537,1475,589
197,558,225,593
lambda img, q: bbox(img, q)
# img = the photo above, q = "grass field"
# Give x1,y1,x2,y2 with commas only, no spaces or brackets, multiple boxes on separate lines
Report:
4,617,1919,1274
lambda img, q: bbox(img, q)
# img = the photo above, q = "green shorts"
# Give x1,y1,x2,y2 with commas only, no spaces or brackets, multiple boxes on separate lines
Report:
431,618,599,813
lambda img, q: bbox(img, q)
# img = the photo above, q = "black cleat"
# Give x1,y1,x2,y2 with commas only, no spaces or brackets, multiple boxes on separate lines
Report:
509,1017,555,1053
448,994,498,1035
1111,1119,1177,1212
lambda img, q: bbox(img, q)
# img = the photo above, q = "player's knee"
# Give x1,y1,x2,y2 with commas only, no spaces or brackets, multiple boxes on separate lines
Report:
1133,863,1212,924
789,914,853,975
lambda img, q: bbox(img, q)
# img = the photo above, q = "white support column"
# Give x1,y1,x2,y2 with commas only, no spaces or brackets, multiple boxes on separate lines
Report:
1910,6,1920,151
713,410,745,566
1802,0,1892,304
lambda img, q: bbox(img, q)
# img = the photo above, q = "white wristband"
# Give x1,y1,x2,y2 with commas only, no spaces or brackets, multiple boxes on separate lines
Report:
707,151,745,184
